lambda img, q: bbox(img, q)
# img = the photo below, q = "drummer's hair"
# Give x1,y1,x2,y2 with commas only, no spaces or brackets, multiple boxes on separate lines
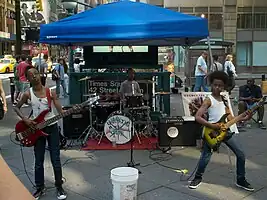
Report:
127,68,134,73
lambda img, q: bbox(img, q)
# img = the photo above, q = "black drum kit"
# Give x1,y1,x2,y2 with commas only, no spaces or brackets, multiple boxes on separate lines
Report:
96,91,154,145
76,76,171,148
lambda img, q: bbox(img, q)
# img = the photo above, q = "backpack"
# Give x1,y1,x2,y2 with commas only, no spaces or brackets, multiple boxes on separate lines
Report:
223,62,234,77
52,67,60,81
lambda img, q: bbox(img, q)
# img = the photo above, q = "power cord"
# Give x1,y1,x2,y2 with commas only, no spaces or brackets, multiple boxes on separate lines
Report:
147,145,199,182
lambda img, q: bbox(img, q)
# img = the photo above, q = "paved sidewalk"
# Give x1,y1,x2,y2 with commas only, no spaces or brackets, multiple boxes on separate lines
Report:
1,96,267,200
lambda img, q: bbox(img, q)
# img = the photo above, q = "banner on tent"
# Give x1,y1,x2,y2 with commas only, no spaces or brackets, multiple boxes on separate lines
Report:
181,92,239,133
86,78,153,107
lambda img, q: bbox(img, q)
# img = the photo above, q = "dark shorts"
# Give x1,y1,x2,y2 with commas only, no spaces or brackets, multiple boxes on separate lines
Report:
20,82,30,93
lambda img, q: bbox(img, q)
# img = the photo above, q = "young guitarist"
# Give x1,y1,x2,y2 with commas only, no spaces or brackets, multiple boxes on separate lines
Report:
14,66,67,200
189,71,254,191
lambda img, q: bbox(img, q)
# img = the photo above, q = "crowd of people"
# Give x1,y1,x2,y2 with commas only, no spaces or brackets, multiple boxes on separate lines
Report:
12,55,69,107
193,51,265,129
194,51,237,94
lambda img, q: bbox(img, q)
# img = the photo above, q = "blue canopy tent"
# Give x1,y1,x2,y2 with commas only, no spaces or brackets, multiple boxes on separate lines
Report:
40,1,209,46
40,1,210,108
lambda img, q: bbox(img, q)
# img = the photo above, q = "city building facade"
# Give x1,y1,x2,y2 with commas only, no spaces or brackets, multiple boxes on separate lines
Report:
0,0,16,56
148,0,267,73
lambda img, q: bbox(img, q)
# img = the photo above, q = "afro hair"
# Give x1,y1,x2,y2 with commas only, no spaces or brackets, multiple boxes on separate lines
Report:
208,71,229,85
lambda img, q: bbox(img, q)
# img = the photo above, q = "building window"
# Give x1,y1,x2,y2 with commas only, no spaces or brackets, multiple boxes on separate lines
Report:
237,13,253,29
165,7,178,12
180,7,194,13
254,13,267,29
253,42,267,66
0,7,3,32
236,42,252,67
209,14,222,30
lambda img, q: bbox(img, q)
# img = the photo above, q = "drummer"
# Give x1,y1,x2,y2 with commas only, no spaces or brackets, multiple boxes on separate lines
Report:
119,68,141,99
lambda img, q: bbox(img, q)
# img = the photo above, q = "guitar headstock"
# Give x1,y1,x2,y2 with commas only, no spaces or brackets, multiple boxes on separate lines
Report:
257,96,267,106
83,95,100,107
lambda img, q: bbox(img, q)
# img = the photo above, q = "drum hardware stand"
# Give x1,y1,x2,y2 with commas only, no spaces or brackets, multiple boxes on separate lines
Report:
77,104,100,147
127,111,141,174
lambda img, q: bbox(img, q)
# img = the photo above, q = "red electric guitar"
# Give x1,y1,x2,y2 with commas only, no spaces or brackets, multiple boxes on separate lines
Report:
15,96,99,147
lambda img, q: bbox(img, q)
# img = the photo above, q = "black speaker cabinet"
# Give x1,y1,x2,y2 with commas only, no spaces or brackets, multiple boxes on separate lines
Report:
63,106,90,139
158,117,202,147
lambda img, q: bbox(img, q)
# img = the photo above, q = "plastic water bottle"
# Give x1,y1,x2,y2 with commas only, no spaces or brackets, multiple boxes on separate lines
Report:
112,140,117,147
246,123,251,129
233,97,238,106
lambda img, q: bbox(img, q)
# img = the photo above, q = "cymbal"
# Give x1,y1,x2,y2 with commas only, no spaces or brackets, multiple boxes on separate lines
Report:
155,92,171,95
138,80,156,84
79,76,91,81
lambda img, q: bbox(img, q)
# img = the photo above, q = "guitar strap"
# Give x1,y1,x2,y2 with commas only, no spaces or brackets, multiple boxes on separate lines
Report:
221,95,229,109
46,87,52,112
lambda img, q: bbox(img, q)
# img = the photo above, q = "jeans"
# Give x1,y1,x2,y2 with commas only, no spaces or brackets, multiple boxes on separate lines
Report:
34,124,63,188
56,80,67,97
194,76,209,92
195,136,246,181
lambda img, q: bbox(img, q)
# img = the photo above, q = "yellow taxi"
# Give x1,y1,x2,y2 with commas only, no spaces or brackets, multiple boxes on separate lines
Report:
4,55,14,59
0,58,15,73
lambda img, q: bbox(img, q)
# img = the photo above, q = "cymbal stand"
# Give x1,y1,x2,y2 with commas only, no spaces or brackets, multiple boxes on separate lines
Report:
137,107,154,139
78,104,100,147
144,82,149,106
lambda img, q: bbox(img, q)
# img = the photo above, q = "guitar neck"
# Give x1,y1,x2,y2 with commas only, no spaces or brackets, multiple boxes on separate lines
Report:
39,108,76,129
225,101,262,128
38,98,96,129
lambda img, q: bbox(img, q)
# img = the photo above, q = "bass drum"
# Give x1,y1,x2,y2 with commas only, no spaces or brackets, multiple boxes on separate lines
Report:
104,111,132,144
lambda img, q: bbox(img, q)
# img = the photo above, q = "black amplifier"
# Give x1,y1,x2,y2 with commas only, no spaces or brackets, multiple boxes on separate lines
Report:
158,116,202,147
63,106,90,139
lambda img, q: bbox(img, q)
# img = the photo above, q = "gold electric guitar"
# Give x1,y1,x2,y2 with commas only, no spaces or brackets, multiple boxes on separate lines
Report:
203,96,267,151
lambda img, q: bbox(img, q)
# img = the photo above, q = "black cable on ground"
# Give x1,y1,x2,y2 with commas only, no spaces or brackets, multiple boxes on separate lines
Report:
147,144,200,182
9,131,93,191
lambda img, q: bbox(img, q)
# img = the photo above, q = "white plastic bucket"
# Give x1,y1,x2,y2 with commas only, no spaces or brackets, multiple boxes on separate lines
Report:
111,167,139,200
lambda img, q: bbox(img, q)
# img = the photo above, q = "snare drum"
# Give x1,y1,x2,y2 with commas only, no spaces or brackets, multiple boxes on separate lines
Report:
124,93,143,108
104,113,132,144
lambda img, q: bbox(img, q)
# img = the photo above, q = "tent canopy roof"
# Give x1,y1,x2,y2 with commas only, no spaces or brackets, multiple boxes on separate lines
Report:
40,1,209,46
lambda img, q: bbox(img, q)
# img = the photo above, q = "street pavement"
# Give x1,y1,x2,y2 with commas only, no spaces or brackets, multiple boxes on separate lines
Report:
1,74,267,199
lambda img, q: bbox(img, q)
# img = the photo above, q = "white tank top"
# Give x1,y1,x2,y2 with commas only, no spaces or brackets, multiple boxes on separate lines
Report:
30,88,56,125
207,95,226,123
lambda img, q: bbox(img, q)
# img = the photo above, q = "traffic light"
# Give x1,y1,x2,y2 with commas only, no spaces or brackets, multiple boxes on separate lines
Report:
36,0,43,11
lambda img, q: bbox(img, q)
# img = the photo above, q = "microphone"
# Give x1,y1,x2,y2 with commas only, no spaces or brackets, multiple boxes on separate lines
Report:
132,83,135,95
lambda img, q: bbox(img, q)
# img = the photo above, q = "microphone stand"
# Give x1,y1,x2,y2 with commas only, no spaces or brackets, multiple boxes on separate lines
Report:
127,82,141,173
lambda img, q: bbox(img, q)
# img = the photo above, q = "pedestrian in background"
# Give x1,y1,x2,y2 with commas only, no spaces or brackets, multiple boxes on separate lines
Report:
0,79,7,116
224,54,237,95
211,55,223,72
63,59,69,94
13,55,21,106
55,58,67,98
17,55,30,102
194,51,209,92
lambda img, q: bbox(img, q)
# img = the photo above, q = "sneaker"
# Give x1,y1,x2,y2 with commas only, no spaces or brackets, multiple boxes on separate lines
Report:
258,122,266,130
236,179,254,192
33,187,45,200
57,186,67,200
188,177,202,189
